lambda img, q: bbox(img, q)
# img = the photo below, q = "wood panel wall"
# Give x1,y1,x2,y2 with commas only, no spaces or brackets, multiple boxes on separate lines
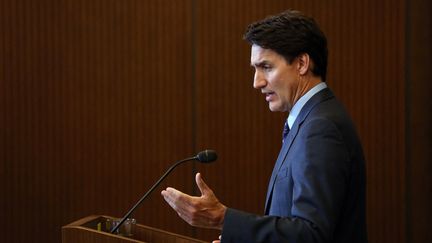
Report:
406,0,432,242
1,0,428,242
0,0,197,241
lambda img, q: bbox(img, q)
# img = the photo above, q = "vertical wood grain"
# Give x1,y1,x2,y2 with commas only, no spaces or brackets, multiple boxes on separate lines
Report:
0,0,195,242
0,0,416,242
406,0,432,242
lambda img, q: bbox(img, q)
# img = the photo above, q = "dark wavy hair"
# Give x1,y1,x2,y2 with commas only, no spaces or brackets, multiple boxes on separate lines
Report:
244,10,328,81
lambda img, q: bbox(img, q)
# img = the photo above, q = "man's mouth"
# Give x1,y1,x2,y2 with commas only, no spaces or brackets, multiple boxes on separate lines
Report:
265,92,275,101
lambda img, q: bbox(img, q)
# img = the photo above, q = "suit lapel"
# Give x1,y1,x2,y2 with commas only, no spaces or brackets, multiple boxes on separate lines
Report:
264,122,299,214
264,88,334,214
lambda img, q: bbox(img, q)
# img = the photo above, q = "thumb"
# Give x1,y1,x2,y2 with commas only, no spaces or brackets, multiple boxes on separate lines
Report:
195,172,212,196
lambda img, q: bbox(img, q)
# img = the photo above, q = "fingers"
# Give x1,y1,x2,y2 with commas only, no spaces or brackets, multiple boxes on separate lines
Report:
195,172,212,196
161,175,225,230
162,187,206,218
161,188,201,226
161,188,178,210
161,188,191,215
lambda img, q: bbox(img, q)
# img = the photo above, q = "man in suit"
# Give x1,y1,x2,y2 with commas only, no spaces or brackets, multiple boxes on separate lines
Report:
161,10,367,242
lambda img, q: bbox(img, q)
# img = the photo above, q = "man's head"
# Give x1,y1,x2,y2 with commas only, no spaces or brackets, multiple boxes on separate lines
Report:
244,10,328,82
245,10,328,112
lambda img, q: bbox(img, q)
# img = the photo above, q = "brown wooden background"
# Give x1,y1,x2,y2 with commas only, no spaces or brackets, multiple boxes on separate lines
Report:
1,0,431,242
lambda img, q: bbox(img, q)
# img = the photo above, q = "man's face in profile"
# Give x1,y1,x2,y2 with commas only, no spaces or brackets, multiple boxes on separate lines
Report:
250,45,301,112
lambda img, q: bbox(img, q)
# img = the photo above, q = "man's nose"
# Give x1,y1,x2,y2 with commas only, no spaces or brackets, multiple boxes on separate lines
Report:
253,72,266,89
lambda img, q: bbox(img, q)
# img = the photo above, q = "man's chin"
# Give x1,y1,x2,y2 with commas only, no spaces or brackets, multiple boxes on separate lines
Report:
269,103,288,112
269,104,282,112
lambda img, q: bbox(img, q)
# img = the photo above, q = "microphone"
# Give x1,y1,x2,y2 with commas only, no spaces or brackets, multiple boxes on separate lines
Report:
110,149,217,234
197,149,218,163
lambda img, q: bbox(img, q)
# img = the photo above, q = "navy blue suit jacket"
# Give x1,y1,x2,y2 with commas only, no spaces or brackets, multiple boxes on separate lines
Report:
222,88,367,243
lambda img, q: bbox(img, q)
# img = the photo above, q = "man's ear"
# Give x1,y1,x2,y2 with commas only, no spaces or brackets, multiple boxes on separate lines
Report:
297,53,310,76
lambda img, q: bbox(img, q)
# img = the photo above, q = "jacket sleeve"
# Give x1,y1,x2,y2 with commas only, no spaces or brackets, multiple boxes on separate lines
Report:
221,118,351,243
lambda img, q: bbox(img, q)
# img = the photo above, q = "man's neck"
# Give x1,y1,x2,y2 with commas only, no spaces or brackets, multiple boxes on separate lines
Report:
291,75,322,112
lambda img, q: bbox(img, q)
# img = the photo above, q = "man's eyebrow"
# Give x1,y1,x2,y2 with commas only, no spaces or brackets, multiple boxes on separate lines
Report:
251,60,270,67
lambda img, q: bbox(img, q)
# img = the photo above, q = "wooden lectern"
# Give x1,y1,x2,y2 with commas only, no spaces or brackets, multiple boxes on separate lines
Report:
62,215,207,243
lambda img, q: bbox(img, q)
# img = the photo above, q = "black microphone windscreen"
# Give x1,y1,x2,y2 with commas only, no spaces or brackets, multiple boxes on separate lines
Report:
197,150,217,163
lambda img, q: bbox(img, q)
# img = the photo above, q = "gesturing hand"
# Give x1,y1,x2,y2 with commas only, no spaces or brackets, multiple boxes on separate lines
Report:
161,173,227,230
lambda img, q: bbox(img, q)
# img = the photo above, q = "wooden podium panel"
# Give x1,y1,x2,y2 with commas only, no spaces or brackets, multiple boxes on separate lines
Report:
62,215,206,243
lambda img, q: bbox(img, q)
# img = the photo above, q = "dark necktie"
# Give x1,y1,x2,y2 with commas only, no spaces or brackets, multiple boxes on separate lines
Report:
282,121,290,143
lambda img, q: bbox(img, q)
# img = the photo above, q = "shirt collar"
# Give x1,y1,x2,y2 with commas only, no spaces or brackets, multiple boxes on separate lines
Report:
287,82,327,129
